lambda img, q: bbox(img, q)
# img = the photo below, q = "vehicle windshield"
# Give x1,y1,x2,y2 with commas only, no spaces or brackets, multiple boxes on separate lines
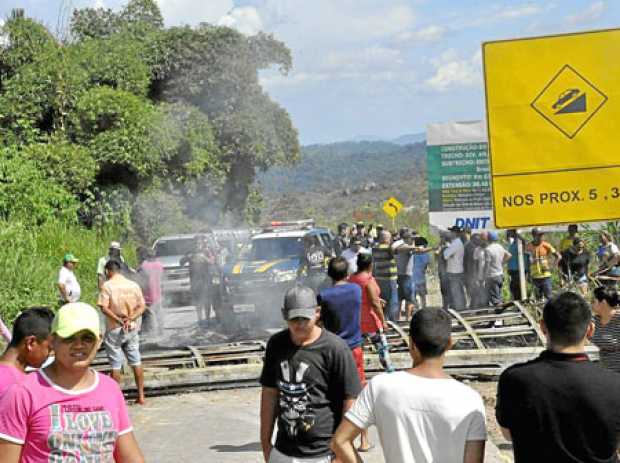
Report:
250,237,304,260
155,238,196,257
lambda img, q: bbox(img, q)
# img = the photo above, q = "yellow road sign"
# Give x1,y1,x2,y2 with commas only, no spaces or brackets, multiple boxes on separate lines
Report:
483,29,620,228
383,197,403,219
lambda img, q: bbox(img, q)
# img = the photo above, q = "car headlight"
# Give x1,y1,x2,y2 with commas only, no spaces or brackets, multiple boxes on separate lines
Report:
272,270,297,283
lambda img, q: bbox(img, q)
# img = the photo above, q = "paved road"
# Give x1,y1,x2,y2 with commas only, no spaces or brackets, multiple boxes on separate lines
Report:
129,387,507,463
130,388,384,463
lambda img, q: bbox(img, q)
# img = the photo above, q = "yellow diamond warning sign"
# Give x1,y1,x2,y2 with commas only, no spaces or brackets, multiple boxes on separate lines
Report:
483,28,620,228
383,197,403,219
531,64,607,139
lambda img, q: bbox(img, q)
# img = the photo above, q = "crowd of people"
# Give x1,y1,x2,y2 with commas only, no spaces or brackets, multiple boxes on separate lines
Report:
341,222,620,313
2,224,620,461
261,277,620,462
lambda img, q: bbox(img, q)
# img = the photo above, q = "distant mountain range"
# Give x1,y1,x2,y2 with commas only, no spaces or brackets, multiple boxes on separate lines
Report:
257,139,428,227
347,132,426,145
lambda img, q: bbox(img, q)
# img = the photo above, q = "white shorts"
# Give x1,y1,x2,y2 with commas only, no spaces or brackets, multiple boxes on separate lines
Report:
268,448,333,463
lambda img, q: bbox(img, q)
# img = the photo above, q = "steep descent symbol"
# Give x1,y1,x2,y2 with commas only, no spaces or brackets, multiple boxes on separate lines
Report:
531,64,607,139
553,88,586,114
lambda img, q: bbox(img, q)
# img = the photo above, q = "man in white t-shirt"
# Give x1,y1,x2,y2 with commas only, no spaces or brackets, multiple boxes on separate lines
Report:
341,238,371,274
331,308,487,463
443,226,466,310
484,231,511,306
57,253,81,304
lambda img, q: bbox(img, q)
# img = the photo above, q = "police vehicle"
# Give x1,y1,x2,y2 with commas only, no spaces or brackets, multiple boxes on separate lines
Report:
220,220,335,331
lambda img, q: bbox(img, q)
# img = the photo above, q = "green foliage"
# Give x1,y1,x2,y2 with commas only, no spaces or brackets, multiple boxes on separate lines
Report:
70,0,163,41
71,34,152,95
22,137,97,193
151,102,224,184
0,16,57,79
70,86,159,180
0,220,137,323
78,185,133,229
0,0,300,327
0,149,78,224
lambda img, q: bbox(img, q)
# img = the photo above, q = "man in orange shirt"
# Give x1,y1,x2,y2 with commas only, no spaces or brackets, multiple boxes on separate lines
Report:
526,228,561,301
97,259,147,404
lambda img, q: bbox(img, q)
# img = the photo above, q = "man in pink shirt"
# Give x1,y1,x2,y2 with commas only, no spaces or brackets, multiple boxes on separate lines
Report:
138,249,165,336
0,307,54,397
0,302,145,462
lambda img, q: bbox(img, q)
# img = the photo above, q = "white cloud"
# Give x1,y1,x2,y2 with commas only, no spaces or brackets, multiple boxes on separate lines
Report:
94,0,105,8
494,4,542,20
567,1,606,25
156,0,233,26
218,6,263,35
395,25,445,43
425,49,482,92
323,46,404,73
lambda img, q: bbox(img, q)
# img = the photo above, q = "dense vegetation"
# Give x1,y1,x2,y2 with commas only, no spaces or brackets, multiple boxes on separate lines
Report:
0,0,299,322
257,140,428,230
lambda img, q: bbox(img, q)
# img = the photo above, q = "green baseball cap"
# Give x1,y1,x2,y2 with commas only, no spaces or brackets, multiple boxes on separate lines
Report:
63,253,79,263
52,303,100,338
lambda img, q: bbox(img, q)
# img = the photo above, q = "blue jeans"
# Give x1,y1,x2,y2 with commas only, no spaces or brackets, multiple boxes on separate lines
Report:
377,279,399,321
447,273,466,311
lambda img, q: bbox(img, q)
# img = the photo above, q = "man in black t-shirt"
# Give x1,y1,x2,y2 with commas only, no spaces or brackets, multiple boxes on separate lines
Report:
560,238,591,294
260,285,361,462
496,291,620,463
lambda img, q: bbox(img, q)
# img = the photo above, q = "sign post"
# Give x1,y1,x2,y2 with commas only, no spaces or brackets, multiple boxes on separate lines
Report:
483,29,620,228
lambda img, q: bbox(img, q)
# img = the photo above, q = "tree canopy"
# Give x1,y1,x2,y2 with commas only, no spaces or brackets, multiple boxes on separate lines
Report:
0,0,300,239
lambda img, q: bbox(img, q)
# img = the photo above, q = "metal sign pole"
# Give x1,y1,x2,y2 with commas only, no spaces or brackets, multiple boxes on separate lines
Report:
517,230,527,301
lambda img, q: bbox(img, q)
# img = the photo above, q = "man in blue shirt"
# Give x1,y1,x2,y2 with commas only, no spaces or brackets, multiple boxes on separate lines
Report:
412,237,431,312
318,257,372,452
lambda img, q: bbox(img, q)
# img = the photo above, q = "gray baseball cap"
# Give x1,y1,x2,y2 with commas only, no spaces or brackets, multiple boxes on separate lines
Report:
282,285,318,320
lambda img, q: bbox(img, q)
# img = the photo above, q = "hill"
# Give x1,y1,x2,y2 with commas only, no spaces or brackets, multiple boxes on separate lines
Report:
257,140,429,229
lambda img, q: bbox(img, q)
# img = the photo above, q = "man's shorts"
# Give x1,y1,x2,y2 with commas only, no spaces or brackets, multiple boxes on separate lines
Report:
351,346,366,386
104,327,141,370
414,280,427,296
397,274,413,302
269,447,333,463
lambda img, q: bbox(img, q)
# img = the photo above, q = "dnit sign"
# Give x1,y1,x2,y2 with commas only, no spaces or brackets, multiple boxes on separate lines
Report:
483,28,620,228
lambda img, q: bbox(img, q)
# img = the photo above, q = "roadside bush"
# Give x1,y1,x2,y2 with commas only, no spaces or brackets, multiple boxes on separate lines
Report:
0,220,137,323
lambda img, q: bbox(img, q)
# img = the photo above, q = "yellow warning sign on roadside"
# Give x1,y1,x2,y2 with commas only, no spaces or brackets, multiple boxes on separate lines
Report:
483,29,620,228
383,197,403,219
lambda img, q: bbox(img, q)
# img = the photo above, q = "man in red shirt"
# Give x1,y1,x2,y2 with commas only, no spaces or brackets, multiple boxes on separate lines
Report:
348,252,394,373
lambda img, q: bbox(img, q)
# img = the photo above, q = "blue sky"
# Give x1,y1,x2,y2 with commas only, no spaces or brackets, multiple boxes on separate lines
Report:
1,1,618,144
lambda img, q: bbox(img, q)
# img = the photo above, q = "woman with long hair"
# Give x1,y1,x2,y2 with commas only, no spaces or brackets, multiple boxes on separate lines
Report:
592,286,620,373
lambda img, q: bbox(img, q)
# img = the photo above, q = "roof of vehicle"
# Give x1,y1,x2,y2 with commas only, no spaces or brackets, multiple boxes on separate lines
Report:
252,227,330,240
153,233,203,242
153,229,251,244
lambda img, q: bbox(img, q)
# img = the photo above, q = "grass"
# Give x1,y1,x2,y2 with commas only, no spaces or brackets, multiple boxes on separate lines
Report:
0,220,137,324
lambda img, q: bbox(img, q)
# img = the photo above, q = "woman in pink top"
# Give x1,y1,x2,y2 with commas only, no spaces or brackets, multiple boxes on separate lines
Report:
348,253,395,372
0,303,145,463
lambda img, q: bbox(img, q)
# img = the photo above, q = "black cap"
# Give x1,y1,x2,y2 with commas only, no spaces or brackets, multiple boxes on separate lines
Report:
282,285,317,320
448,225,462,233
